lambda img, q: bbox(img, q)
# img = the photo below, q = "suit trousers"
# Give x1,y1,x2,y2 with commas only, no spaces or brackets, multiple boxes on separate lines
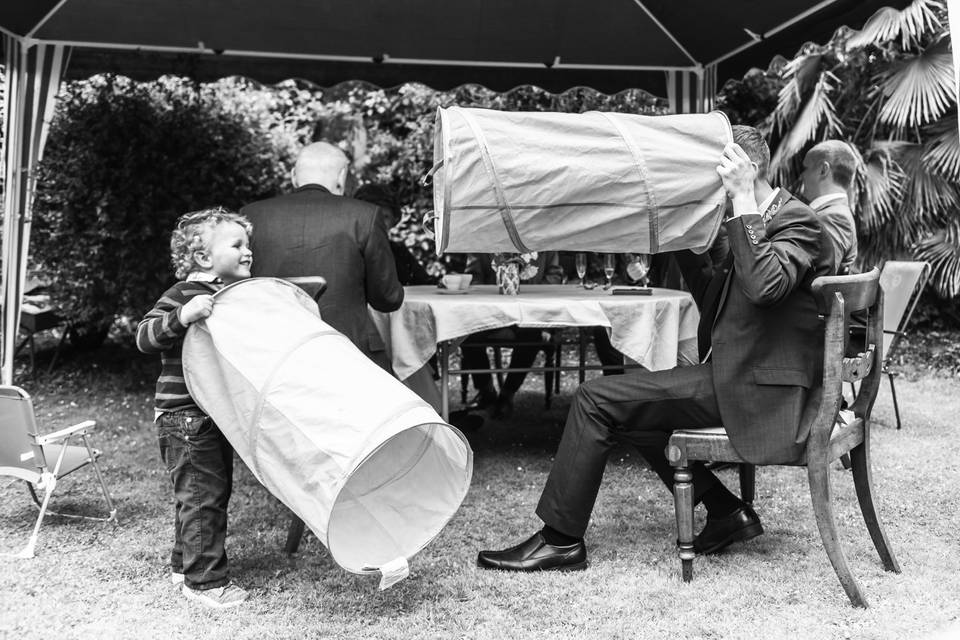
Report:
536,363,725,538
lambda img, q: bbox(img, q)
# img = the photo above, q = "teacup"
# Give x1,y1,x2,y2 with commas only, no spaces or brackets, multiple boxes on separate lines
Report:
442,274,464,289
457,273,473,290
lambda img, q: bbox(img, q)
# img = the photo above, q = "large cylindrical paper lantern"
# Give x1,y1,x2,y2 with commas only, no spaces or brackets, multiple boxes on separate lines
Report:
431,107,732,255
182,278,472,588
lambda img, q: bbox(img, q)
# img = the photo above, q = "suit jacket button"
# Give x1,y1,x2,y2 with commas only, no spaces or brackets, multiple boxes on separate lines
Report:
746,224,752,230
752,240,759,244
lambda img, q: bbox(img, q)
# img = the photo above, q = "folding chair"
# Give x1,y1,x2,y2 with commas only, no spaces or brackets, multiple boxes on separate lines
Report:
878,261,930,430
667,269,901,607
0,385,116,558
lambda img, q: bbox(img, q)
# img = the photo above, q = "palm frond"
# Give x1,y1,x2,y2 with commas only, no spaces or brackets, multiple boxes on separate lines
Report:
921,117,960,181
772,53,823,134
770,71,842,178
857,144,907,234
878,37,955,128
914,224,960,297
845,0,942,50
896,140,960,227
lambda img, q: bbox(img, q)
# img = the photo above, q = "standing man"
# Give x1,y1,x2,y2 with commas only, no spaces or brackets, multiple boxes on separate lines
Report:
800,140,859,274
241,142,404,370
476,126,836,572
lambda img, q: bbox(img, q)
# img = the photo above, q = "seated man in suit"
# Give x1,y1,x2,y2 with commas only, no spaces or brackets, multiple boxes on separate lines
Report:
799,140,859,275
477,125,836,572
241,142,404,371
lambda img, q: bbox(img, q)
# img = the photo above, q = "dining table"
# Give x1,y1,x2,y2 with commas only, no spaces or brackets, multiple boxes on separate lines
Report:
370,284,700,420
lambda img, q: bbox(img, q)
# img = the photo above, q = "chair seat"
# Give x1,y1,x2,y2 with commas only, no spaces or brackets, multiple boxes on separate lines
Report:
668,417,865,468
667,427,746,467
40,444,100,478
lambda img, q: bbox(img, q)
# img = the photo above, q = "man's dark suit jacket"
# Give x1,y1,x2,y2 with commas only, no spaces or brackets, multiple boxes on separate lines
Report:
677,191,836,463
241,184,404,361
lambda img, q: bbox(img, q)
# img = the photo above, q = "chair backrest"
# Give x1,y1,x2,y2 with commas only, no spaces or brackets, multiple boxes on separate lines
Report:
805,269,883,456
879,261,930,361
0,385,47,482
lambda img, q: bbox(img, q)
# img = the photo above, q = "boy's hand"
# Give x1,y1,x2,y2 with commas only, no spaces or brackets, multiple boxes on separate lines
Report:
179,295,214,325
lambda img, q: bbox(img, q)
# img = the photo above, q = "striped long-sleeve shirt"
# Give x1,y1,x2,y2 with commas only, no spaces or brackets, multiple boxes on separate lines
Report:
136,279,221,416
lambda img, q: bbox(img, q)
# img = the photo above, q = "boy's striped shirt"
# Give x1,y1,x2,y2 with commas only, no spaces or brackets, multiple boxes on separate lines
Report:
136,279,221,416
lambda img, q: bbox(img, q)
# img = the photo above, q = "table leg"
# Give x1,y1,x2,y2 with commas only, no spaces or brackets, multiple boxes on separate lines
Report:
438,340,450,421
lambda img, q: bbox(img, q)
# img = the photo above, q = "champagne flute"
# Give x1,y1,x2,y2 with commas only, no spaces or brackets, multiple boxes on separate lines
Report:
603,254,616,289
575,253,587,287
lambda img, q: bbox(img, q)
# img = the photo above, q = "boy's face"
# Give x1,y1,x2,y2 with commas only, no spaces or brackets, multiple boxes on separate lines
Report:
199,221,252,284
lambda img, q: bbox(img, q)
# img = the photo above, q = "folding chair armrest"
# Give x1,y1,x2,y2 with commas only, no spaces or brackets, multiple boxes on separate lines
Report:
36,420,97,445
882,329,906,337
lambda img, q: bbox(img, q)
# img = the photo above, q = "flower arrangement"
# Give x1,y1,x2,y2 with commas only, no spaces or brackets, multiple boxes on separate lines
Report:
492,252,539,281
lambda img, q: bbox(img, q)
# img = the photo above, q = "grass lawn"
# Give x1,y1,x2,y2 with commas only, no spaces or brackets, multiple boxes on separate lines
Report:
1,339,958,639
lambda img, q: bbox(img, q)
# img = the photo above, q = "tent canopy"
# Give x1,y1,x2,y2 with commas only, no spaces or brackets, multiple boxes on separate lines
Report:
2,0,911,94
0,0,917,385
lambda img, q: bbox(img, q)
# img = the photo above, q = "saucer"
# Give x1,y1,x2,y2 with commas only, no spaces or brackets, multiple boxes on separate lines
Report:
437,288,469,295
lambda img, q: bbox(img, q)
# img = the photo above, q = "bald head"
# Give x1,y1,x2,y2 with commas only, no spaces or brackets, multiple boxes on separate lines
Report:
801,140,858,200
293,142,349,194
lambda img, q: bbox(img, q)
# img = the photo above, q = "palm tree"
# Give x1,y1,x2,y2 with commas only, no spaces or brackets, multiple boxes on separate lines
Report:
764,0,958,295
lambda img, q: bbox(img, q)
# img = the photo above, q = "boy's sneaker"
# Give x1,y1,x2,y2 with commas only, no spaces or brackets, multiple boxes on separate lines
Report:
170,571,185,585
182,582,248,609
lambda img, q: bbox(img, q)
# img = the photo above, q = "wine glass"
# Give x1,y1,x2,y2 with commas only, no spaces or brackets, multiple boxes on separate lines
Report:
575,253,587,287
603,254,616,289
627,254,651,287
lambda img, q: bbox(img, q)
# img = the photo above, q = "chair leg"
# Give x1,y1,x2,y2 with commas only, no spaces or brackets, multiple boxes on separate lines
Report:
460,373,469,404
493,347,505,389
673,465,695,582
81,436,118,522
543,346,555,409
738,463,756,505
888,373,901,430
849,440,901,573
16,476,57,558
807,463,869,607
285,515,306,554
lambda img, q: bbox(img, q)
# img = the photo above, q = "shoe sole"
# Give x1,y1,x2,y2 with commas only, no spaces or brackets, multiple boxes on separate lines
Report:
181,585,247,609
696,522,764,555
476,560,588,572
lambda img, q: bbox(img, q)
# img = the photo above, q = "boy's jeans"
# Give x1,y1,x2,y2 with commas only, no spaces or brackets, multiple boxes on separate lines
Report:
158,409,233,590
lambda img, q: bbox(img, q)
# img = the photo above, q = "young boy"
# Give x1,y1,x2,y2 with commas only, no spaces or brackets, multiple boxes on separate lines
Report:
136,207,253,609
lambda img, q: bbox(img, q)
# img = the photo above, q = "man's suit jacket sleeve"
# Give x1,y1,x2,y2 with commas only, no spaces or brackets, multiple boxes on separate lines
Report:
726,203,821,306
363,205,405,312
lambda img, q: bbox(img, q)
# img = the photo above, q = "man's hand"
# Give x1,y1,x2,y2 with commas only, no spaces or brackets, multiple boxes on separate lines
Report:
717,142,757,215
179,295,214,325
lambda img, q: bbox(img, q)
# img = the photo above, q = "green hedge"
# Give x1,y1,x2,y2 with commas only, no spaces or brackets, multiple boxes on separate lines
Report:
28,75,665,338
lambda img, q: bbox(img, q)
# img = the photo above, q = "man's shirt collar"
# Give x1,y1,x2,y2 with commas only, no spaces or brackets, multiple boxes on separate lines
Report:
808,192,847,211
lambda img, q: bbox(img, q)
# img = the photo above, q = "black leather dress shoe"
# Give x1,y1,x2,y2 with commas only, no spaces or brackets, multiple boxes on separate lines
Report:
477,532,587,572
694,504,763,555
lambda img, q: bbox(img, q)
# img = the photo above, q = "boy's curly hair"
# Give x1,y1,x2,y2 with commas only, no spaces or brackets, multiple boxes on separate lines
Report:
170,207,253,280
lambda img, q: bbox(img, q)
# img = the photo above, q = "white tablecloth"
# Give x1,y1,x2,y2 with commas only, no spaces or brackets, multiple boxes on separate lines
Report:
371,284,700,381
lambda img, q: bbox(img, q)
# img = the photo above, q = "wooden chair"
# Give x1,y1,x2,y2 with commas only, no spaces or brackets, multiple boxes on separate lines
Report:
666,268,900,607
0,385,117,558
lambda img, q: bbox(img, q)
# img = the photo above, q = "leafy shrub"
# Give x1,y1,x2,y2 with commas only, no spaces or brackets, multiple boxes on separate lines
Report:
31,75,289,337
28,75,667,337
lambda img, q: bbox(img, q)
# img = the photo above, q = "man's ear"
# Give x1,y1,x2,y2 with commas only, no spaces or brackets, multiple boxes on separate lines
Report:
290,167,299,189
335,166,348,195
819,160,831,179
